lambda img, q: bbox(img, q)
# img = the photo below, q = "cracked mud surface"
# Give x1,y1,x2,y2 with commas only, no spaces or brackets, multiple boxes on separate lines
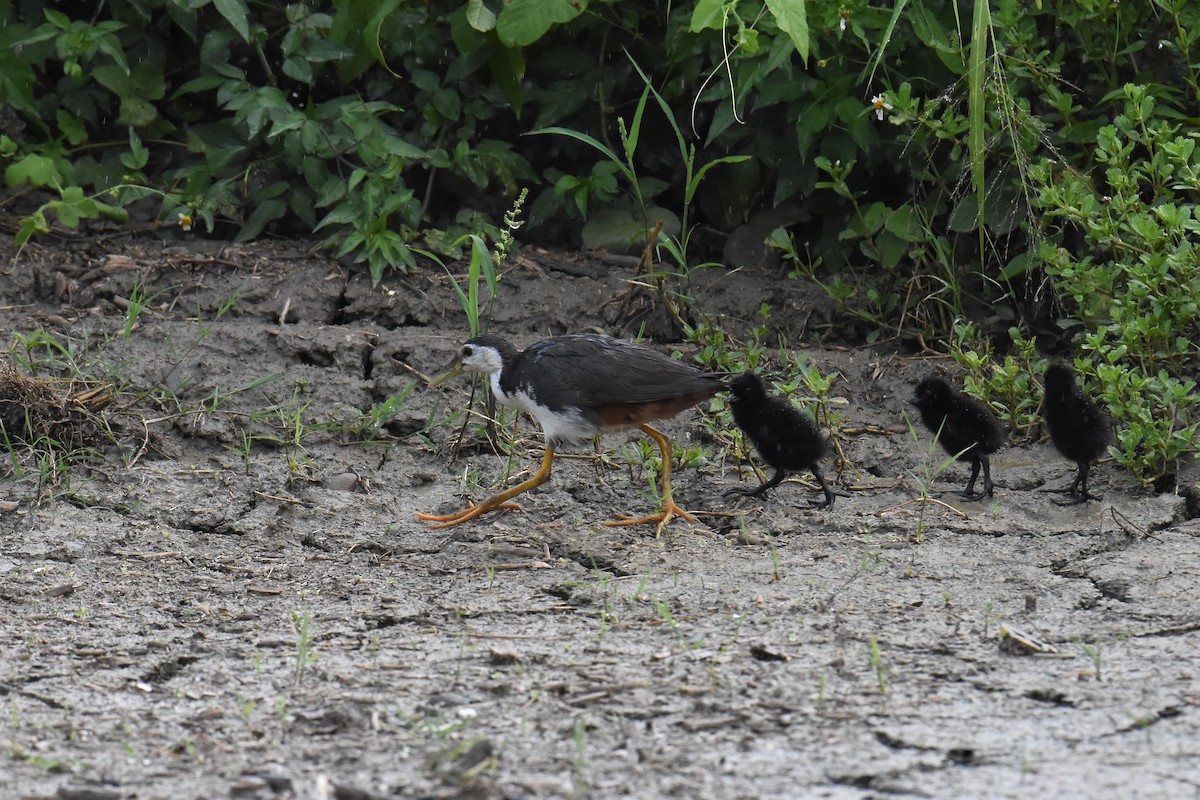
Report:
2,239,1199,799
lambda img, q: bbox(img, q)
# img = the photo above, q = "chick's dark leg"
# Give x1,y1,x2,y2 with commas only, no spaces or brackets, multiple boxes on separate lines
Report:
960,458,982,499
724,468,788,500
416,446,554,528
961,456,993,501
980,456,995,498
811,464,835,509
1079,461,1096,500
1055,460,1101,505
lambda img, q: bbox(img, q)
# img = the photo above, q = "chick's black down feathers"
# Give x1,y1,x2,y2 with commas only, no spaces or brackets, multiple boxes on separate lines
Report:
911,375,1005,500
1043,364,1112,503
727,372,835,508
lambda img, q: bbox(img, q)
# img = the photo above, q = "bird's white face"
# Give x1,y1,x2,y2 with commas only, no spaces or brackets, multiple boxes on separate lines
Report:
458,343,504,376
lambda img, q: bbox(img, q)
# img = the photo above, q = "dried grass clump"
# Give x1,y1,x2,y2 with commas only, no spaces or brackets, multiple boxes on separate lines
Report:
0,360,110,447
0,360,72,443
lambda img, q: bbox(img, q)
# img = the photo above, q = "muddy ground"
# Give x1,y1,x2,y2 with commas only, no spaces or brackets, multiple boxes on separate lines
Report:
1,237,1198,800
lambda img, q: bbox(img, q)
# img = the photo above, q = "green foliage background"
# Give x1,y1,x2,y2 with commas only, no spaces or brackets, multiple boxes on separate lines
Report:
2,0,1200,482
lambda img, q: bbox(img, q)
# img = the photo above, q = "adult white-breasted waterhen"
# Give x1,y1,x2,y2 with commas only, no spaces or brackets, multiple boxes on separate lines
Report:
418,333,727,536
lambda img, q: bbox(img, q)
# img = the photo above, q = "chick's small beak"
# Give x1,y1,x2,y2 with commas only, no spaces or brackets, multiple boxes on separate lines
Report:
427,359,463,388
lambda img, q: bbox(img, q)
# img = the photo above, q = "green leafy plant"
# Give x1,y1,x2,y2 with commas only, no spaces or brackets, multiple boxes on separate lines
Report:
421,193,527,471
1032,84,1200,482
897,414,977,541
291,608,318,685
4,0,1200,363
323,383,419,441
421,234,499,339
2,428,76,502
4,3,535,283
950,324,1046,441
868,635,889,695
530,55,748,325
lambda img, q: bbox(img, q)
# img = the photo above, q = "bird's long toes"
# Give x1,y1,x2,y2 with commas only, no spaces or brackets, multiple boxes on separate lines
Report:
415,499,522,527
723,486,767,500
1052,495,1087,507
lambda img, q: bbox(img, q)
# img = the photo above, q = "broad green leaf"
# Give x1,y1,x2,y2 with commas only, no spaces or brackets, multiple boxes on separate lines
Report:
329,0,400,80
495,0,585,47
43,9,71,29
122,127,149,170
15,211,49,247
883,203,923,243
54,200,81,228
873,230,908,271
0,49,36,114
1000,251,1031,281
305,39,353,62
688,0,726,32
56,111,87,146
118,97,158,127
95,29,131,75
5,154,64,188
466,0,497,32
214,0,251,42
858,202,889,236
489,45,525,117
765,0,809,65
236,197,287,241
948,193,979,232
283,55,313,83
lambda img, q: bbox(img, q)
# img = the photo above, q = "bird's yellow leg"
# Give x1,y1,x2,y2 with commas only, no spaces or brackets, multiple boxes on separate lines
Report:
416,447,555,529
601,424,699,538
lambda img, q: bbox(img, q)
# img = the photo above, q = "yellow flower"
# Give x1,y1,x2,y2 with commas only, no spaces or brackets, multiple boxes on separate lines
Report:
178,211,194,231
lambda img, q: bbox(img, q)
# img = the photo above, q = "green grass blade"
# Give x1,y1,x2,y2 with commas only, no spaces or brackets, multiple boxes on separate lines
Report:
625,83,651,162
688,155,751,201
526,127,634,184
968,0,990,236
466,235,481,336
862,0,907,87
415,246,473,334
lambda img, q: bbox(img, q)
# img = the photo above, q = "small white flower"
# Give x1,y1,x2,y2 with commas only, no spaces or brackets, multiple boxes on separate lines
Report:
870,94,894,121
177,211,193,231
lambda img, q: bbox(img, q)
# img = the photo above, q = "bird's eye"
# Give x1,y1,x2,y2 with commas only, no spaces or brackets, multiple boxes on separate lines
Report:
461,346,473,357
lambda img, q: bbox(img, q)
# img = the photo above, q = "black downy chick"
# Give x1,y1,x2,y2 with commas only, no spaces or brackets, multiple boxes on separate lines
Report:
1043,363,1112,504
911,375,1005,501
726,372,835,508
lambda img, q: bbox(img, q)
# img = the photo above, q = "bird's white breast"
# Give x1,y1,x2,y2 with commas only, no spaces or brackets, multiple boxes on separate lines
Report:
490,373,597,446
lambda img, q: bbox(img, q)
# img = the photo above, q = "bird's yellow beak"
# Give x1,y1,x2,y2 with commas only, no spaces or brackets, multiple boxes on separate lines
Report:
427,359,463,388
